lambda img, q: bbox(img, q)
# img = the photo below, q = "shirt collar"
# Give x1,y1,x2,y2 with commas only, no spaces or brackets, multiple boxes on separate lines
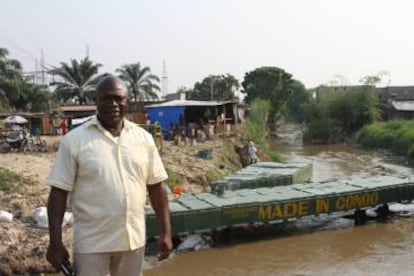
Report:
87,115,134,131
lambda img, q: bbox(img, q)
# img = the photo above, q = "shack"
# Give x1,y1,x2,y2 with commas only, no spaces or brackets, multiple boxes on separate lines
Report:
145,100,242,138
0,112,61,135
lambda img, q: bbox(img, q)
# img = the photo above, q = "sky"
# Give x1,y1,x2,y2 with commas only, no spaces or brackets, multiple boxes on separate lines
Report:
1,0,414,95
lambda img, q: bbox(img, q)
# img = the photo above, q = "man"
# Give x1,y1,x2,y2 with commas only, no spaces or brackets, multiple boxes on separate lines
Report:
247,141,258,164
46,75,172,276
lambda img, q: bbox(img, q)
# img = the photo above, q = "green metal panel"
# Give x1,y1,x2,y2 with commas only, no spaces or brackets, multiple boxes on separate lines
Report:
146,175,414,238
210,162,313,191
146,201,188,237
222,203,259,226
175,195,221,232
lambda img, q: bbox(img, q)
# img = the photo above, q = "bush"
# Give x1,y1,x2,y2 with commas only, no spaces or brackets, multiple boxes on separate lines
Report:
304,87,380,144
357,123,394,148
357,119,414,158
0,168,26,192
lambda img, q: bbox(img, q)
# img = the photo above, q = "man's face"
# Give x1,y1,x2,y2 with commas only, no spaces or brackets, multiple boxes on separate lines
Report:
96,82,129,126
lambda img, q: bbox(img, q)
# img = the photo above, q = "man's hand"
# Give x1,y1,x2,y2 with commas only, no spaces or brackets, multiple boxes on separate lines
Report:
157,233,173,261
46,242,69,271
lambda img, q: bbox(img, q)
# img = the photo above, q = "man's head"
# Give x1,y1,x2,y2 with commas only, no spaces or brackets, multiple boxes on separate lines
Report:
95,75,129,127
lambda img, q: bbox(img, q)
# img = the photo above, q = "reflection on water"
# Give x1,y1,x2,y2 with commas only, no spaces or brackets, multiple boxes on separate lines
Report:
148,125,414,276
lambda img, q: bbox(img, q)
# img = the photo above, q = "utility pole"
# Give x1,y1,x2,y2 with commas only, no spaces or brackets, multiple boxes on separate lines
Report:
34,58,39,84
40,49,45,85
162,60,168,97
86,44,90,58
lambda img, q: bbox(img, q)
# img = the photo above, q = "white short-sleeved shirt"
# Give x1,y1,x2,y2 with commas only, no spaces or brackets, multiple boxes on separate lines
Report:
47,116,168,253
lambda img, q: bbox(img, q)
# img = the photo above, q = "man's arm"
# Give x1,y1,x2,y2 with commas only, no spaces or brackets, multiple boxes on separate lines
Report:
46,186,69,270
148,182,172,260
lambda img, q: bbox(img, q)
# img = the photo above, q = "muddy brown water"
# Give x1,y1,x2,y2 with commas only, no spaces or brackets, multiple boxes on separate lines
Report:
147,126,414,276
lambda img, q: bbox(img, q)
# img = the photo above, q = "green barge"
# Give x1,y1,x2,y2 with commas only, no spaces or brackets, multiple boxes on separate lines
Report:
146,163,414,237
210,162,313,192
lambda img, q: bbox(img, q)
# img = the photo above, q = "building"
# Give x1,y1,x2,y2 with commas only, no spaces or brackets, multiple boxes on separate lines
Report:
145,99,243,138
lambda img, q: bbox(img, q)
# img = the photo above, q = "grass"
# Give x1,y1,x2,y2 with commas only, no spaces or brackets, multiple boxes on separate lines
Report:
357,119,414,158
0,168,27,192
165,167,182,187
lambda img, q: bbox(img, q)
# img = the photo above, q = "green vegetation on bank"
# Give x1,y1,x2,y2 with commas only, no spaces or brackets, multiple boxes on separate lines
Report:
303,86,380,144
245,98,282,162
357,119,414,158
0,168,28,192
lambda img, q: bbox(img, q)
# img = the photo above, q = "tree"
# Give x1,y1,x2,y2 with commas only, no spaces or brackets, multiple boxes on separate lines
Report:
359,71,390,86
0,47,25,110
303,86,380,144
187,74,240,101
0,78,50,111
0,47,23,81
286,80,310,122
49,57,102,105
116,62,160,101
246,98,271,144
241,67,294,122
359,75,381,86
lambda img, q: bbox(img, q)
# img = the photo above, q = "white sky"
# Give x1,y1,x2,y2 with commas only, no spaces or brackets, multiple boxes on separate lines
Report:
1,0,413,93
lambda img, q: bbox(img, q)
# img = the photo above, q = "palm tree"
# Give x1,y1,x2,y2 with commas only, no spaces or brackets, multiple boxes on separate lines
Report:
0,47,23,108
116,62,160,101
0,48,22,80
49,57,102,105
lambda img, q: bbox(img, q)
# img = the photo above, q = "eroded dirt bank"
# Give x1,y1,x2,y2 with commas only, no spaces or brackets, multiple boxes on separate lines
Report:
0,137,247,275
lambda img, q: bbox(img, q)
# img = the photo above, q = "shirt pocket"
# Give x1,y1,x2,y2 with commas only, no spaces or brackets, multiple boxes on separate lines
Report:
77,145,115,179
121,143,150,181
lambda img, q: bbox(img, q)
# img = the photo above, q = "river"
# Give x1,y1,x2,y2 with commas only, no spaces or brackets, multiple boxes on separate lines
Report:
147,124,414,276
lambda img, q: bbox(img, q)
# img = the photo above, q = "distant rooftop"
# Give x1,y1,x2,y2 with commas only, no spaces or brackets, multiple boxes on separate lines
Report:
60,105,97,112
146,99,235,108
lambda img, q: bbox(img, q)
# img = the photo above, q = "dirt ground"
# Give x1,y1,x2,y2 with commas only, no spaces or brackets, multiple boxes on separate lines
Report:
0,135,245,275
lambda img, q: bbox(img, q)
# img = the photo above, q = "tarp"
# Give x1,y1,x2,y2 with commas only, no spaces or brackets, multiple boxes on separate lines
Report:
146,106,185,137
4,115,28,124
72,115,93,125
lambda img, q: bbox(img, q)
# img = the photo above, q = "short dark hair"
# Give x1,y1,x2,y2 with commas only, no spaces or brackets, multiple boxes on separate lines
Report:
96,75,127,97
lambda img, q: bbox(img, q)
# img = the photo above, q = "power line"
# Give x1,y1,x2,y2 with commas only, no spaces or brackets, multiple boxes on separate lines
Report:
0,27,37,61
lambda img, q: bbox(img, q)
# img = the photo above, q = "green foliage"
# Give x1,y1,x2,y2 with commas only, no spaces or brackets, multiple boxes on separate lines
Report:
265,149,283,162
242,67,294,122
0,168,26,192
165,167,181,187
0,47,50,111
187,74,239,101
304,86,380,144
286,80,310,122
246,98,271,145
116,62,160,101
49,57,102,105
357,120,414,158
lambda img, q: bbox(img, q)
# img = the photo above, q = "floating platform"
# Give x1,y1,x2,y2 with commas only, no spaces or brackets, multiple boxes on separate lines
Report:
146,175,414,237
210,162,313,192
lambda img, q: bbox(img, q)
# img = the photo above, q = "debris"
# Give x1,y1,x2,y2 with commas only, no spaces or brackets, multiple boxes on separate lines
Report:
176,234,211,252
31,207,73,228
31,207,48,228
0,210,13,223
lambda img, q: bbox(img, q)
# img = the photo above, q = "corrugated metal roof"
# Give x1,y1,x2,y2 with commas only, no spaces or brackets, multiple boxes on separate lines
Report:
145,99,235,108
391,101,414,111
60,105,97,112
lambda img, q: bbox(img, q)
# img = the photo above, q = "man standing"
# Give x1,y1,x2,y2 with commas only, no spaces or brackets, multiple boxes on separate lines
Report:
247,141,258,164
46,75,172,276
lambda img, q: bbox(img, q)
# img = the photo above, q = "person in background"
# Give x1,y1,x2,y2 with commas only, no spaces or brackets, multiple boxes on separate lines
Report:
60,120,68,135
248,140,258,164
145,113,152,125
46,75,172,276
